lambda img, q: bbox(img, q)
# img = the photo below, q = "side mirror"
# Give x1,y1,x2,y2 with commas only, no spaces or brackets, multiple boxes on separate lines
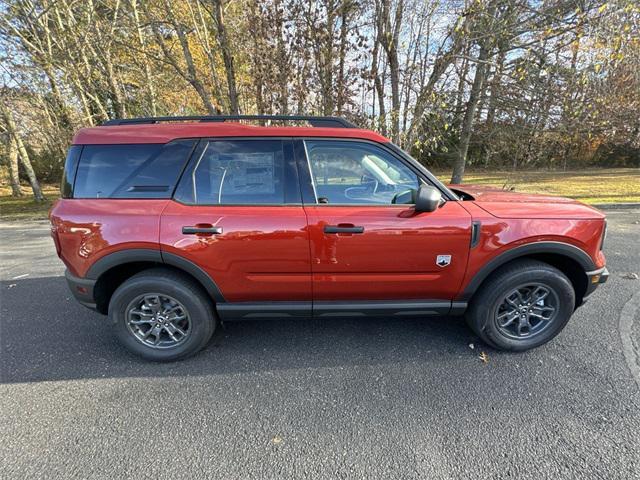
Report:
391,189,416,205
414,185,441,213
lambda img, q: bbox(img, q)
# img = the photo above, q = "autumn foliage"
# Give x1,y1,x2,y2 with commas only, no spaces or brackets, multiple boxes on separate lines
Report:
0,0,638,196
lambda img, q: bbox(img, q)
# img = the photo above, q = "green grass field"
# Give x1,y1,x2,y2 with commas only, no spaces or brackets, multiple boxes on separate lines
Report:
1,168,638,221
434,168,640,204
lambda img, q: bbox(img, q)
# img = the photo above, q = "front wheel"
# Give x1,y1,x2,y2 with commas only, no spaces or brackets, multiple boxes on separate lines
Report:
109,268,217,361
465,259,575,351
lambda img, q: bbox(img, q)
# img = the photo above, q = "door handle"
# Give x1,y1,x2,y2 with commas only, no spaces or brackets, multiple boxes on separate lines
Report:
324,225,364,234
182,225,223,235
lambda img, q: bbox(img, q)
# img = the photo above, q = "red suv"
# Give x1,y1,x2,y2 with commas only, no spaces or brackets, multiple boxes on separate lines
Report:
50,115,608,361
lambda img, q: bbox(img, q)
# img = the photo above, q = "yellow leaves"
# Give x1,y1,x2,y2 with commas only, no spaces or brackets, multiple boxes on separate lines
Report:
598,3,608,14
594,64,602,73
479,351,489,364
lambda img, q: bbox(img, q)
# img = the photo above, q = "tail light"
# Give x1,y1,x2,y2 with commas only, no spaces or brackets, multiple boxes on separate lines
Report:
50,222,61,256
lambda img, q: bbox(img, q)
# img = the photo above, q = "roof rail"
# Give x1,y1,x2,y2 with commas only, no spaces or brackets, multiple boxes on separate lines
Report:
102,115,357,129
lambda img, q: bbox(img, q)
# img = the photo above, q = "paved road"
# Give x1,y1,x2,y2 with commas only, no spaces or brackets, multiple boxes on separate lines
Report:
1,210,639,479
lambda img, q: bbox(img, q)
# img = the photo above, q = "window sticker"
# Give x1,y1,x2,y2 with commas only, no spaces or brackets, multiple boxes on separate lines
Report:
218,152,276,195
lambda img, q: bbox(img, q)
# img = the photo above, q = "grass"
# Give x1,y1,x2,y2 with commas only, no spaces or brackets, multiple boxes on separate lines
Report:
0,185,59,221
435,167,640,204
1,168,638,221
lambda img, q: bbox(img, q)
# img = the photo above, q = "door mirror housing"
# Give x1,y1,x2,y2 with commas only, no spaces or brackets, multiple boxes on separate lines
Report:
414,185,442,213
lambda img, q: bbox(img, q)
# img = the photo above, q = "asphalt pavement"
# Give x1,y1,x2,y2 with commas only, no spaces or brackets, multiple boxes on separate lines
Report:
1,209,639,479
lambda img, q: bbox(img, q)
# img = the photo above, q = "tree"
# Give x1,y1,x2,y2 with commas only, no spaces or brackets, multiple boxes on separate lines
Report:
0,102,45,202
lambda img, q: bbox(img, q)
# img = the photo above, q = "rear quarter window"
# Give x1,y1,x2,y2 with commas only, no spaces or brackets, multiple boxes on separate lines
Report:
72,140,196,199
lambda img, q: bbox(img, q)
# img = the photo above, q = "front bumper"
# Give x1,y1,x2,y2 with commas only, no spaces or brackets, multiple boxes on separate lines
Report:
65,269,98,311
581,266,609,304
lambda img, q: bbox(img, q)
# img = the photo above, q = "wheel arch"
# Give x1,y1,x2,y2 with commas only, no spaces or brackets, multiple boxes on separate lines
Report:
87,249,225,314
462,242,595,309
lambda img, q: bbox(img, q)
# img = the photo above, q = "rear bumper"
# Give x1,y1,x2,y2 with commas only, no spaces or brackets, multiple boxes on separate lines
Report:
581,266,609,305
65,269,98,311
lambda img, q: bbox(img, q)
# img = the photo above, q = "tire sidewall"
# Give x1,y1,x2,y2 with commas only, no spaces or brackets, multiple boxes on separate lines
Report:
479,267,575,351
110,275,214,361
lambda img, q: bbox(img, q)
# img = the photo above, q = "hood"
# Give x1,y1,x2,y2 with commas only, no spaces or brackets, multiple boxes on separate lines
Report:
449,184,605,219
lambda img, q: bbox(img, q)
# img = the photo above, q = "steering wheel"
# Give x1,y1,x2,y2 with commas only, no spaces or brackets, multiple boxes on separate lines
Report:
344,179,378,200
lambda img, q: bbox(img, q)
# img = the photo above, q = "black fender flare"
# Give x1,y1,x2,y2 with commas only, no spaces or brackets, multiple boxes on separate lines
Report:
461,241,596,301
86,248,226,303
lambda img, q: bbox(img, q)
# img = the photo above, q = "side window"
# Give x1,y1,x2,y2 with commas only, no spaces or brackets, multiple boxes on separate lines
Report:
174,140,297,205
73,140,195,199
304,140,420,205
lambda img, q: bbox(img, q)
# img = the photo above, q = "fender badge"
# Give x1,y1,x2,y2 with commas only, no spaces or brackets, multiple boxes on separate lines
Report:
436,255,452,267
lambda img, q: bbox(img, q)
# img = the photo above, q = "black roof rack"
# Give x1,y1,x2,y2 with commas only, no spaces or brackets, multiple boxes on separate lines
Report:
102,115,357,129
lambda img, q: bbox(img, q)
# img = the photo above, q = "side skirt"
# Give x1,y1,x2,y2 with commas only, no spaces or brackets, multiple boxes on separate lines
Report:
216,300,467,321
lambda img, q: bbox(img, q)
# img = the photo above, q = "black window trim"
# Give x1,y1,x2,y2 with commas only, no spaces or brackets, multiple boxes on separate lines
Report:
171,137,304,207
62,145,83,199
295,137,457,206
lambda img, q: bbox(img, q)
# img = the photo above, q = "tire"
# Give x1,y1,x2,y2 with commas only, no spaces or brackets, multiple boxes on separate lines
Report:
465,259,575,351
109,268,217,361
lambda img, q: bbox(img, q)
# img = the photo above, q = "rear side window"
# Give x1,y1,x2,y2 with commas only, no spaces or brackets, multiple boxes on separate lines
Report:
174,140,299,205
72,140,195,199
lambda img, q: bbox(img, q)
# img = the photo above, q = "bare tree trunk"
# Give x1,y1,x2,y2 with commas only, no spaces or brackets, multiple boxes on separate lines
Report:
454,43,470,130
149,0,218,115
317,0,336,116
451,45,489,184
6,135,23,197
371,2,386,135
336,0,349,114
16,139,45,202
408,21,467,144
1,104,44,201
486,50,505,131
132,0,157,115
274,0,289,114
379,0,403,142
1,106,44,201
211,0,240,114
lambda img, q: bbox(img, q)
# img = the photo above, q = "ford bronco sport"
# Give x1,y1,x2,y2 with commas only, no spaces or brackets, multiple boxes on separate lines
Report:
50,115,609,361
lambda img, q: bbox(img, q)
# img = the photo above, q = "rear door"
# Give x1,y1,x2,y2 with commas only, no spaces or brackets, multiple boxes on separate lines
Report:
160,138,312,319
297,139,472,314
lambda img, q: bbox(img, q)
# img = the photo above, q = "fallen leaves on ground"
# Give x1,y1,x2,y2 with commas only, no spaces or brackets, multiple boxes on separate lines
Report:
479,351,489,364
620,272,639,280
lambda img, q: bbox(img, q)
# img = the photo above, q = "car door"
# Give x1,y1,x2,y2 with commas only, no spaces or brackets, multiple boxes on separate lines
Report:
297,139,472,315
160,138,312,319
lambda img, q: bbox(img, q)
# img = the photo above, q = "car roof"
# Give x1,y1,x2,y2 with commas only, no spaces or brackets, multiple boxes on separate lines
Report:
72,123,390,145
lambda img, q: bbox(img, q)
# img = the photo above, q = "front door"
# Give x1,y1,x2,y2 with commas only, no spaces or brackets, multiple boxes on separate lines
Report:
299,139,472,313
160,138,312,319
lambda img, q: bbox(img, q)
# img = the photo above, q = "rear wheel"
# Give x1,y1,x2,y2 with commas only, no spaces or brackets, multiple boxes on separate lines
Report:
465,259,575,351
109,268,216,361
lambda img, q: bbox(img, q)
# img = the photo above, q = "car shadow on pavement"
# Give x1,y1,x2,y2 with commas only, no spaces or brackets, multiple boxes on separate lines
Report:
1,276,481,384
